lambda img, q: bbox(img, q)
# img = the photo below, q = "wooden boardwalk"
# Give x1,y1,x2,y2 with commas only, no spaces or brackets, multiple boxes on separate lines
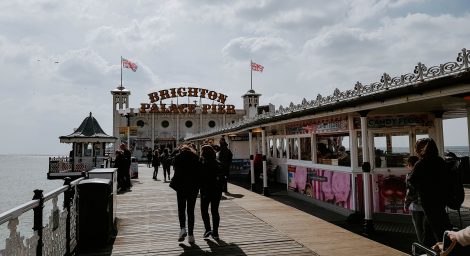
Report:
83,165,407,256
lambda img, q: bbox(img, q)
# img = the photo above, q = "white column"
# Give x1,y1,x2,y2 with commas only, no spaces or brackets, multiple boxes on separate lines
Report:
433,114,445,156
151,113,155,149
249,130,255,191
360,112,374,233
466,108,470,168
176,115,180,145
262,128,268,195
311,133,317,163
349,114,358,168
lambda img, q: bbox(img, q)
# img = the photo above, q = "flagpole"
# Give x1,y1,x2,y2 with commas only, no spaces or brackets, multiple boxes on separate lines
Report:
250,60,253,90
120,56,123,89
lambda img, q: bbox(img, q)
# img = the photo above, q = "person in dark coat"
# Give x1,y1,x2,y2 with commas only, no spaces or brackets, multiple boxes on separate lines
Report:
120,143,132,190
217,138,232,193
409,138,451,247
152,149,160,180
171,144,201,244
147,150,153,168
161,148,172,182
404,155,425,243
114,150,127,191
199,145,225,240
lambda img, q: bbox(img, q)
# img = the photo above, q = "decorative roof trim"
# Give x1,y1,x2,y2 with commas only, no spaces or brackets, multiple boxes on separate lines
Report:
185,48,470,141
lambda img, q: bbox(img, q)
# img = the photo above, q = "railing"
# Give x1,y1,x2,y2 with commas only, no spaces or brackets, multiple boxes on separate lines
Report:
0,177,83,256
48,156,112,174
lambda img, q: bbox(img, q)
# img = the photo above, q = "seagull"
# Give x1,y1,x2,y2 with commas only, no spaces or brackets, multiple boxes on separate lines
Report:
54,61,59,64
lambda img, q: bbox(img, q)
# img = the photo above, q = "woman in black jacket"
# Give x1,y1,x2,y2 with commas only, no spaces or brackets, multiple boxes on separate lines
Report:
199,145,225,239
409,138,451,246
171,144,201,244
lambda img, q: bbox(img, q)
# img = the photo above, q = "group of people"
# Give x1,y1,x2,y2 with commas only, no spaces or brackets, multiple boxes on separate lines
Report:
404,138,470,254
149,148,175,182
169,138,232,244
114,143,133,191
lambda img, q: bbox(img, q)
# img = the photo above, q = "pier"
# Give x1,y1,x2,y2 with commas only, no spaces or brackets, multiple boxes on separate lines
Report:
80,165,405,256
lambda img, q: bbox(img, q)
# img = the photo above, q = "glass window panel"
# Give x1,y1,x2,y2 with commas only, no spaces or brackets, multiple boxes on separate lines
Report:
268,139,273,157
300,137,312,161
288,138,299,159
276,138,281,158
374,132,410,168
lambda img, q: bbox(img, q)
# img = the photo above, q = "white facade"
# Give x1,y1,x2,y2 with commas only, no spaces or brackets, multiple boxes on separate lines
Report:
111,86,261,159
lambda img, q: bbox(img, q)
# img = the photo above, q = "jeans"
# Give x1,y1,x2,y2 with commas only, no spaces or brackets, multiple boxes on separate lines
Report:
200,191,222,234
411,210,425,243
176,190,198,235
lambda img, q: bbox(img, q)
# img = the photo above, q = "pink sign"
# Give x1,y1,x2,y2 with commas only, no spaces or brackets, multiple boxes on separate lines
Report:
288,165,353,210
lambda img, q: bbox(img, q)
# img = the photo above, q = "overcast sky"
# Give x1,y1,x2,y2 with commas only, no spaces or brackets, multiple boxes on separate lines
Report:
1,0,469,155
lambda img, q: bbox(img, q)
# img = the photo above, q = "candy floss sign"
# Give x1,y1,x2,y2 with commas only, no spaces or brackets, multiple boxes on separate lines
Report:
288,165,353,209
376,174,406,214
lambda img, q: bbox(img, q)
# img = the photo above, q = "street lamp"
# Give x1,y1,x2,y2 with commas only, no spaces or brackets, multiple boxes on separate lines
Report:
118,108,138,149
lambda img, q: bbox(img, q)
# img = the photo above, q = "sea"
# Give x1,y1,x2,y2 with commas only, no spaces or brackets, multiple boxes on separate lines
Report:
0,147,468,248
0,155,63,249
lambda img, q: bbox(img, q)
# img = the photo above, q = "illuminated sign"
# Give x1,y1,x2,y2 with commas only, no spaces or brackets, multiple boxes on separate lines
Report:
140,87,236,114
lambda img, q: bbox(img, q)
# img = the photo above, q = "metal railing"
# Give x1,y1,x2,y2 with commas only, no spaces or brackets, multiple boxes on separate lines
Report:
0,177,83,256
48,156,112,174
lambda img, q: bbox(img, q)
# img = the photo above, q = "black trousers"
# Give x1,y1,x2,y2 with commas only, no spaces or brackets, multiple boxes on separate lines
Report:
200,191,222,234
176,190,198,235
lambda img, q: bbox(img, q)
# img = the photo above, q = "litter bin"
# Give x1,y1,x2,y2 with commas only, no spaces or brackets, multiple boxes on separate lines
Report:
78,178,114,248
130,157,138,179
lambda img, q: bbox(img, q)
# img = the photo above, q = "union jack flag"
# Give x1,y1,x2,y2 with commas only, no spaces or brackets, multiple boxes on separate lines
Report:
251,61,264,72
122,58,138,72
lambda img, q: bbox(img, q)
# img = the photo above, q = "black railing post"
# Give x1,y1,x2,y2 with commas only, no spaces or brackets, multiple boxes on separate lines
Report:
32,189,44,256
63,177,73,255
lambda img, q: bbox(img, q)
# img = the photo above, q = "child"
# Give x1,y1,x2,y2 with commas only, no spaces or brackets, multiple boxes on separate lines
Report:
404,156,424,243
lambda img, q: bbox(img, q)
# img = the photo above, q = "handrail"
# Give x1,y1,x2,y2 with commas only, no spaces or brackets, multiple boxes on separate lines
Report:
0,200,40,225
0,176,86,255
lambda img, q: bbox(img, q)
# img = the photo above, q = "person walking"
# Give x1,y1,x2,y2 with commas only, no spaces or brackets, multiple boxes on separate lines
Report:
199,144,224,240
408,138,452,247
217,138,232,193
114,150,127,191
147,149,153,168
120,143,132,190
161,148,172,182
152,149,160,180
404,155,425,243
170,144,201,244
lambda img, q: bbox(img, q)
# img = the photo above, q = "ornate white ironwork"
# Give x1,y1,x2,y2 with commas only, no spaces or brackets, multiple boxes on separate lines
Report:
185,48,470,140
42,196,67,256
3,218,39,256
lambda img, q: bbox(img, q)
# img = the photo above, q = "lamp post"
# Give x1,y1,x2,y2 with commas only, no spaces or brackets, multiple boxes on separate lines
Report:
118,108,137,148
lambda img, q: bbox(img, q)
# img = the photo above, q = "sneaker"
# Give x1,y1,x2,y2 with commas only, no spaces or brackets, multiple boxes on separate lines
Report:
203,230,212,238
212,232,219,240
178,228,187,242
188,235,195,243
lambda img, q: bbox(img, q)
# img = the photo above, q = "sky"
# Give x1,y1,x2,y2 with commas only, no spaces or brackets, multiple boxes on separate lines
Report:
1,0,469,155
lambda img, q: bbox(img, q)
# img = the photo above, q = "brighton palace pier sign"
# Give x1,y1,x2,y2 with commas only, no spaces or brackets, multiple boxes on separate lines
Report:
140,87,236,114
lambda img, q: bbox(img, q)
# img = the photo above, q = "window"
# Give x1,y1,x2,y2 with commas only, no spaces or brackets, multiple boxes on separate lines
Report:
161,120,169,128
268,139,274,157
288,138,299,160
316,134,351,166
300,137,312,161
185,120,193,128
208,120,216,128
373,132,410,168
276,138,281,158
136,120,145,127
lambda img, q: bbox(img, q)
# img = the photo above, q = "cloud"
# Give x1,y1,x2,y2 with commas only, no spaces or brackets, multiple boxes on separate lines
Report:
222,36,292,62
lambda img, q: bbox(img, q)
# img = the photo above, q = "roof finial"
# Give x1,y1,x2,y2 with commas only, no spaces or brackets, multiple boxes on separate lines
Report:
89,112,92,117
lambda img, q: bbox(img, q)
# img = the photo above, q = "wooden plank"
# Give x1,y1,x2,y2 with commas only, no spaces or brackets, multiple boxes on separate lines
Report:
78,165,405,255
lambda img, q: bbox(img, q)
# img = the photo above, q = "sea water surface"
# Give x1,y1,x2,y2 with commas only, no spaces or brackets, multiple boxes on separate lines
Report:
0,155,63,249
